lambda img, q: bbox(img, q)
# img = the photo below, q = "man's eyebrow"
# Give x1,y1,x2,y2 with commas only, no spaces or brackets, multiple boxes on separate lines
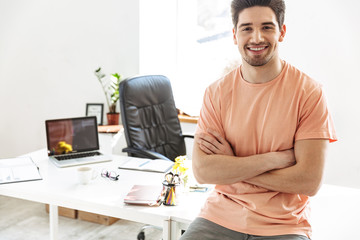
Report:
262,22,276,26
238,23,252,28
238,22,276,28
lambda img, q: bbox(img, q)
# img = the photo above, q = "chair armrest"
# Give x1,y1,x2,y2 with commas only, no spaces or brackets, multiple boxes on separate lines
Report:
182,134,194,139
122,147,172,161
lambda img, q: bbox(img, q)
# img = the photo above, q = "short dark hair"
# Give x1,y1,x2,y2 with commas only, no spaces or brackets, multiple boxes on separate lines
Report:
231,0,285,30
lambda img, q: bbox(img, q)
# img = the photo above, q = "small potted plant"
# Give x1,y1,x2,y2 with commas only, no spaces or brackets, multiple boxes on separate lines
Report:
94,67,122,125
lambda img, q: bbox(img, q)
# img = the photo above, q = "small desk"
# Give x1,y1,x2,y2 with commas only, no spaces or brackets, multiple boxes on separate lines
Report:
98,125,123,133
97,114,198,135
98,125,125,155
177,114,199,124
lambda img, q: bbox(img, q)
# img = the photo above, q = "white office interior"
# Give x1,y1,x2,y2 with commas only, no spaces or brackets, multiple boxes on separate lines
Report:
0,0,360,217
1,0,360,239
1,0,359,188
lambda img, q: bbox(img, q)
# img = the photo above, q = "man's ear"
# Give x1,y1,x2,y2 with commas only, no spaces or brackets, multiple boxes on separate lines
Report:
279,24,286,42
233,28,238,45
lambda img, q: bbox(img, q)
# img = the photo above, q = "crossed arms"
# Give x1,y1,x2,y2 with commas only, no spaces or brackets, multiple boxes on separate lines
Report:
192,129,328,196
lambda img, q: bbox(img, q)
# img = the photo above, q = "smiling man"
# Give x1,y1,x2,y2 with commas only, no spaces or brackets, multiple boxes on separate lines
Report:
180,0,337,240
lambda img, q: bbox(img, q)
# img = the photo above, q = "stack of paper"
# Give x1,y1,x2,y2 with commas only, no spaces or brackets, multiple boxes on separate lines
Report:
0,157,42,184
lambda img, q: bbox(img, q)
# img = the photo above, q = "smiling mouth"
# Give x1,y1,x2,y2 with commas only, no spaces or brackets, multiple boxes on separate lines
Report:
247,46,268,52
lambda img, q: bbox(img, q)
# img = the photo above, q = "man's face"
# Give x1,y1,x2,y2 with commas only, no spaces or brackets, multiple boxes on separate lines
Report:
233,6,286,67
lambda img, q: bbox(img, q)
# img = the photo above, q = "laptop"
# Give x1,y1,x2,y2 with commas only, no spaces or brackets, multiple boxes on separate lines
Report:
45,116,112,168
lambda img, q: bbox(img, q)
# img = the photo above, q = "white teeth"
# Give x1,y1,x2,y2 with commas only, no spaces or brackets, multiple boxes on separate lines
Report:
249,47,265,51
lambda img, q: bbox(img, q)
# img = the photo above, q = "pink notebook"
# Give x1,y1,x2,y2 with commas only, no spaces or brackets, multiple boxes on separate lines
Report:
124,185,163,206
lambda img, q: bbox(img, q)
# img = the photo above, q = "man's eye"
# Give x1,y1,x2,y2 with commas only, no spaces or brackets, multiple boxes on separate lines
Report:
263,26,273,30
242,27,251,31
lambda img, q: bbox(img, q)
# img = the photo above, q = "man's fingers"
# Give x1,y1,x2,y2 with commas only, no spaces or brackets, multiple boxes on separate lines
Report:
207,128,226,144
196,130,233,156
197,132,220,150
206,128,235,156
199,138,220,153
199,143,214,154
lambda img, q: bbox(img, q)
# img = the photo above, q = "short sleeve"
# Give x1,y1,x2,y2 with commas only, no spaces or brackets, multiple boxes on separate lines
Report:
196,86,225,136
295,87,337,142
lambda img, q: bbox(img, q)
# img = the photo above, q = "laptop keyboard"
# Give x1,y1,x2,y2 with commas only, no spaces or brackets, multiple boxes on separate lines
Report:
54,151,102,161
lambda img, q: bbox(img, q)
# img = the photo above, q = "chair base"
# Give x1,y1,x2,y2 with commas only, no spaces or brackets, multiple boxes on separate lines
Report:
137,225,163,240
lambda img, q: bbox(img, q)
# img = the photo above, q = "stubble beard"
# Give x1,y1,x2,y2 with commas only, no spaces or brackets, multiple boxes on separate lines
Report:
243,55,272,67
241,44,274,67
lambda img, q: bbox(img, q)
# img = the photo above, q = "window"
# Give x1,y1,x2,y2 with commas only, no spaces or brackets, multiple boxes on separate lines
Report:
139,0,239,116
173,0,240,116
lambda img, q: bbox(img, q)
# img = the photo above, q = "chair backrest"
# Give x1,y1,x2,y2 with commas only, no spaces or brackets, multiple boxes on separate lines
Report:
119,75,186,161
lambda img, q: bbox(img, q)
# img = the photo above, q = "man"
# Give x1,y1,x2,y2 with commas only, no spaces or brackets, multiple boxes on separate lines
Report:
180,0,336,239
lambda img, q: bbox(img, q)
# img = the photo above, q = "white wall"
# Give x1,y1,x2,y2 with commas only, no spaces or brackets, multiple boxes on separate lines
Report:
139,0,177,77
282,0,360,188
0,0,140,158
1,0,359,188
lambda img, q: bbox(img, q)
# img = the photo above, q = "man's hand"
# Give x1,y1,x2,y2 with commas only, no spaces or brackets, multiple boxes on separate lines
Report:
244,139,328,196
196,129,295,169
193,129,297,185
196,128,235,156
194,129,326,195
274,149,296,169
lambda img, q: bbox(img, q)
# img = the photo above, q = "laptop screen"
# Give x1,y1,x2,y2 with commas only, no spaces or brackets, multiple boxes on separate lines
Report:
45,116,99,156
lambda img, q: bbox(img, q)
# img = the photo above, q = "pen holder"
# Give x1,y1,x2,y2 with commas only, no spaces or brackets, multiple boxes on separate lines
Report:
162,181,179,206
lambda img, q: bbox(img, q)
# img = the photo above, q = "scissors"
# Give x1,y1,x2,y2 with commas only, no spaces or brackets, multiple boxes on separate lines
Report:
164,172,180,185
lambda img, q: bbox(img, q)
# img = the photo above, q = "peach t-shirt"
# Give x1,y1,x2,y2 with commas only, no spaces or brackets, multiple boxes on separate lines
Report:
196,61,337,238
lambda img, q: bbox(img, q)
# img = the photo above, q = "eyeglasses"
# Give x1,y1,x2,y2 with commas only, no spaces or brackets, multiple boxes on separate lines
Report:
101,169,119,181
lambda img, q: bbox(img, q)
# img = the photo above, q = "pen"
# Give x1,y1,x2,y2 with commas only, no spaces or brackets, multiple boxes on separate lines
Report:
189,186,208,192
138,160,150,168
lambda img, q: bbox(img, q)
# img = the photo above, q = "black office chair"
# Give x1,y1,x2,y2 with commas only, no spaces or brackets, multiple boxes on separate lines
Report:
119,75,193,240
119,75,194,162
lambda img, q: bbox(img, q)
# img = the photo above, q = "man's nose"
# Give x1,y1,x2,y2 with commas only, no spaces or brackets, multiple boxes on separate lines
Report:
250,29,264,44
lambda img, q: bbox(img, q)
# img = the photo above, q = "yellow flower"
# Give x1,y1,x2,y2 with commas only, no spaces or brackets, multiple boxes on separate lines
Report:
172,155,188,175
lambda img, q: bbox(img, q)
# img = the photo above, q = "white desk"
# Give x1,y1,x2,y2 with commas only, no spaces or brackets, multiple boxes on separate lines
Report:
310,184,360,239
169,184,360,240
0,149,175,240
2,149,360,240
